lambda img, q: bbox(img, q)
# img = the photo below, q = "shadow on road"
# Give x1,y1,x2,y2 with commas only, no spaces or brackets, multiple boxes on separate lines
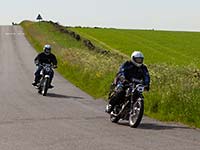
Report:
117,121,190,130
47,93,83,99
139,123,190,130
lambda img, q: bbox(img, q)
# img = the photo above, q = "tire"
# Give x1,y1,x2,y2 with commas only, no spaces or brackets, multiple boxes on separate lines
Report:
38,88,42,94
42,78,49,96
129,98,144,128
38,81,43,94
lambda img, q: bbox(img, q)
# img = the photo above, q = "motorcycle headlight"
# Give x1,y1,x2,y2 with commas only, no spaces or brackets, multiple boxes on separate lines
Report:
137,86,144,93
45,67,51,72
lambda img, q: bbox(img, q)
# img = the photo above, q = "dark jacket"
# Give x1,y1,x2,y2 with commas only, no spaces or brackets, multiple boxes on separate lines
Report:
118,61,150,86
34,52,57,66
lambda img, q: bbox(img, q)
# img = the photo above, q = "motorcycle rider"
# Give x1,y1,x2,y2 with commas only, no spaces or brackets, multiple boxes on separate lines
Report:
32,44,57,88
106,51,150,113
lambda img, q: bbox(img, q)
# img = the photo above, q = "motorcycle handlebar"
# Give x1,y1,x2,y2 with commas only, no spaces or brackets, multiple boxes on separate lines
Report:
37,63,57,69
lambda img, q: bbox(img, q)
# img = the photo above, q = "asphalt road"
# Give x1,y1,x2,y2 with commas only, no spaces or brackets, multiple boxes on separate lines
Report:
0,26,200,150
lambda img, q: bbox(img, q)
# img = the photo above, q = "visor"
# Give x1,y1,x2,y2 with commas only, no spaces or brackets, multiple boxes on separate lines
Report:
135,58,143,64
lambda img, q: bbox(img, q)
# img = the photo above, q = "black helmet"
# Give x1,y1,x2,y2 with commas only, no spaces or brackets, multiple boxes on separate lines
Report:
43,44,51,55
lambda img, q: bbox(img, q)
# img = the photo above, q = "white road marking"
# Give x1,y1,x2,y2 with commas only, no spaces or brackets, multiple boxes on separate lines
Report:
5,32,24,35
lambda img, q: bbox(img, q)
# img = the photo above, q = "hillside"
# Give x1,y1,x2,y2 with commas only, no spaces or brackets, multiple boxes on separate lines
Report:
21,21,200,128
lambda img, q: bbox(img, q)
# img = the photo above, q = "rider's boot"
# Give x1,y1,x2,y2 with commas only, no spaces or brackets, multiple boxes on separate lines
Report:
105,104,114,113
32,76,40,86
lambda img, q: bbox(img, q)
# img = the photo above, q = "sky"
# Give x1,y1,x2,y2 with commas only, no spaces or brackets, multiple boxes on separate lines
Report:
1,0,200,31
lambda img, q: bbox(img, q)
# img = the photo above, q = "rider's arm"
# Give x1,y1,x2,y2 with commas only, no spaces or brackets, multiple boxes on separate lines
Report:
142,65,150,91
118,61,129,77
115,61,130,84
34,54,40,65
51,54,58,68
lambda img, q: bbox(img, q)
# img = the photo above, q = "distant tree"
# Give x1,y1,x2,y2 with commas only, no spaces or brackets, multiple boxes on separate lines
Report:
36,14,43,22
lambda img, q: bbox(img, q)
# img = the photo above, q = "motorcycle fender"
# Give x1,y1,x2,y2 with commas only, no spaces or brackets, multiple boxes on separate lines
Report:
45,75,50,78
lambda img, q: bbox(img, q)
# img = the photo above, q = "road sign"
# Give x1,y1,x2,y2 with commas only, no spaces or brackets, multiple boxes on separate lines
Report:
36,14,42,21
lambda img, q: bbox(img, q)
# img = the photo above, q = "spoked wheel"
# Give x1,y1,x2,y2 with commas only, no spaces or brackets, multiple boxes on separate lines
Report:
42,78,49,96
129,98,144,128
38,83,42,94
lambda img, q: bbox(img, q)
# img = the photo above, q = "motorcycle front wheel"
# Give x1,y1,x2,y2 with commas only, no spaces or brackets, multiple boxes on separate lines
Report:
42,78,49,96
129,98,144,128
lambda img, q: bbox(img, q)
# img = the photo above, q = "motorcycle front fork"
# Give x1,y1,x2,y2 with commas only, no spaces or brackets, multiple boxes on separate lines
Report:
130,94,138,114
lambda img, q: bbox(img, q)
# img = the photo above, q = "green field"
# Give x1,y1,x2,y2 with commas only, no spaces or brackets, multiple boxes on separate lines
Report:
71,27,200,68
21,21,200,128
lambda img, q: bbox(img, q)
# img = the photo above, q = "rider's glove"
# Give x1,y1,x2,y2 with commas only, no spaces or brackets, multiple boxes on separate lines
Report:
34,60,39,66
119,75,125,82
119,75,129,85
53,65,58,69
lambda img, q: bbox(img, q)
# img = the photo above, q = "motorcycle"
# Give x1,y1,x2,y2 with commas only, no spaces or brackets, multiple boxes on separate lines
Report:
107,78,146,128
37,63,54,96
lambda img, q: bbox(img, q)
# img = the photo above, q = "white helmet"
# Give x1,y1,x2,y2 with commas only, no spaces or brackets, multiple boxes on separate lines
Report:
131,51,144,67
43,44,51,55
